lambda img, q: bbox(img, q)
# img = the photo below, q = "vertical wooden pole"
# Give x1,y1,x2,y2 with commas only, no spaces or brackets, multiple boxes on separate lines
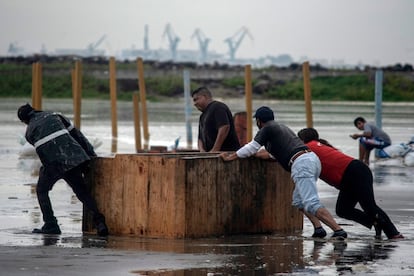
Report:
31,63,37,108
133,92,142,152
137,57,149,150
72,60,82,129
245,64,253,142
183,70,192,149
31,62,42,110
109,57,118,153
36,62,42,110
302,61,313,128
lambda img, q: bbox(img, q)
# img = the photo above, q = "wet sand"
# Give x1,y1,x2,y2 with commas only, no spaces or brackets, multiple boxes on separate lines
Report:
2,172,414,275
1,99,414,275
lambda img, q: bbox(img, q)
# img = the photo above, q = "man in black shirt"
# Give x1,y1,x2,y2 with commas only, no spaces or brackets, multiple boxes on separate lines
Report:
220,106,347,239
192,87,240,152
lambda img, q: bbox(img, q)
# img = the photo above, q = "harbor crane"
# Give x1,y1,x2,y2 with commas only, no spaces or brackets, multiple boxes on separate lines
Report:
191,28,210,63
86,35,107,56
143,24,149,51
8,42,24,55
224,26,253,61
162,23,180,60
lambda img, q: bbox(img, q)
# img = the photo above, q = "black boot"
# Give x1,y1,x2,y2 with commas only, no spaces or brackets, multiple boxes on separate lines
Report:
33,222,61,234
95,221,109,236
94,214,109,236
373,220,382,239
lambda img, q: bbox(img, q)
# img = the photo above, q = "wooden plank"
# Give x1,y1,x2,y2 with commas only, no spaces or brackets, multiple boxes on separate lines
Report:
106,155,124,234
146,156,184,237
117,154,150,236
266,161,302,231
83,157,114,233
172,158,186,237
215,157,239,234
185,157,219,237
133,154,150,235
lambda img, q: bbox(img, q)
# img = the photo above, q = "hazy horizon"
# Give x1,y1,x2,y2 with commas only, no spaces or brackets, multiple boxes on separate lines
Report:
1,0,413,66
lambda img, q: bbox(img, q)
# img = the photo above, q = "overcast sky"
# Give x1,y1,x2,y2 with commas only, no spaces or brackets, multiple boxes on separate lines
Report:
1,0,413,66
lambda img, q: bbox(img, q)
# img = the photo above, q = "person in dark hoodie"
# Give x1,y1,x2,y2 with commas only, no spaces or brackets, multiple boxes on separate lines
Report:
17,103,108,236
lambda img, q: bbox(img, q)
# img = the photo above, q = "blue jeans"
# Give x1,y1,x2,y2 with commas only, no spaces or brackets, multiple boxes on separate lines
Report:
291,152,323,215
359,137,390,150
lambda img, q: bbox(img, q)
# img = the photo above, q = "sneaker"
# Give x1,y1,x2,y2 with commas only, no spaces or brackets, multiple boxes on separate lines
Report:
312,227,327,238
331,229,347,239
96,221,109,236
32,223,61,235
390,233,404,239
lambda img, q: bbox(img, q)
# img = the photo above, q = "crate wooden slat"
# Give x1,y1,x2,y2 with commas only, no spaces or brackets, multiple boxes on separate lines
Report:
83,153,303,238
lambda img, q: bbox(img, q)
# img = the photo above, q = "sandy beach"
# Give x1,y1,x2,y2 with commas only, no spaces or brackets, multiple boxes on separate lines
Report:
1,98,413,275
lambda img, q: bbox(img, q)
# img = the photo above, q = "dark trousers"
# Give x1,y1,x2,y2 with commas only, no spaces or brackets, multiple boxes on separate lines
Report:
336,160,399,238
37,163,104,225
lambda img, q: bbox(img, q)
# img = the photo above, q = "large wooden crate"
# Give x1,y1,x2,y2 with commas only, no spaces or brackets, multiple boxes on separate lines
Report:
83,153,303,238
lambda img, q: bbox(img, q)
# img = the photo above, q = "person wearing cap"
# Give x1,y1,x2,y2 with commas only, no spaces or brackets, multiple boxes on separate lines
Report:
192,86,240,152
220,106,347,239
298,127,403,240
17,103,109,236
350,116,391,165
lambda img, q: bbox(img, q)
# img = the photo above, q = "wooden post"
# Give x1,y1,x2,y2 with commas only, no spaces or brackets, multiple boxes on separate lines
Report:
302,61,313,128
36,62,42,110
245,64,253,142
72,60,82,129
31,63,37,108
109,57,118,153
133,92,142,152
137,57,150,150
31,62,42,110
234,111,247,146
183,70,192,149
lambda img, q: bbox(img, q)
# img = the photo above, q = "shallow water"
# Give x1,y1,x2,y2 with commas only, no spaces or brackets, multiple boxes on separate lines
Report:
1,98,413,275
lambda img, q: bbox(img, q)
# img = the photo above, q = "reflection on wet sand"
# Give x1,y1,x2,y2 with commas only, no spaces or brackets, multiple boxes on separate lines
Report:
334,240,396,274
6,227,402,275
303,238,396,275
93,234,397,275
119,234,305,275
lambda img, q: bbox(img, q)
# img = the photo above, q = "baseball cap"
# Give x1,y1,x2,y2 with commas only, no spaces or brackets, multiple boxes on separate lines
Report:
253,106,274,122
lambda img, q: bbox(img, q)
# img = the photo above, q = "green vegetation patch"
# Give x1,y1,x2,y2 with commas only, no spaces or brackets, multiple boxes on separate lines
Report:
265,74,414,101
1,61,413,102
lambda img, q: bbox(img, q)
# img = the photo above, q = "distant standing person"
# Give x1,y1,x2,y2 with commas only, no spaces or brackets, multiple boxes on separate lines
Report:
17,103,109,236
192,86,240,152
350,117,391,165
298,127,403,240
220,106,347,239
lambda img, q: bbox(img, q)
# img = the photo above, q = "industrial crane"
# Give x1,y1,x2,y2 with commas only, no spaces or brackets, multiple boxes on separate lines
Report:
162,23,180,60
143,24,149,51
191,28,210,63
8,42,24,55
86,35,107,56
224,26,253,61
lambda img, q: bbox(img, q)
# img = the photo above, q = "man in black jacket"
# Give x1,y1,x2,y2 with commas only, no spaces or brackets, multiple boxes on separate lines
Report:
17,103,108,236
